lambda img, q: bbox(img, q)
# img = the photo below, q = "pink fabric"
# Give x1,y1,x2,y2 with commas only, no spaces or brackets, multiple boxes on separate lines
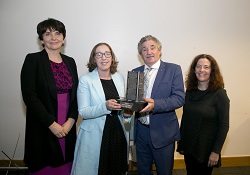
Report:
30,93,71,175
57,93,70,159
29,162,72,175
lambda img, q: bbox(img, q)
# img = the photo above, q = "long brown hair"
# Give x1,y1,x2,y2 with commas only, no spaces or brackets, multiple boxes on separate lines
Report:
185,54,224,92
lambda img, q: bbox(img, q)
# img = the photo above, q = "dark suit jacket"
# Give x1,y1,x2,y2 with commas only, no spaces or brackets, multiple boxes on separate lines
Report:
21,49,78,172
133,61,185,149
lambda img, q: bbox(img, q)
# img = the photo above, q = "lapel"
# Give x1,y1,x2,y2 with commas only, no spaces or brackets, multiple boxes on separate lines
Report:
111,73,123,98
90,69,106,102
151,61,165,98
140,66,145,73
40,49,57,100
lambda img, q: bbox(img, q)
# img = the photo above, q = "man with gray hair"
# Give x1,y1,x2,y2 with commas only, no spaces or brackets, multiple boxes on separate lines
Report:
132,35,185,174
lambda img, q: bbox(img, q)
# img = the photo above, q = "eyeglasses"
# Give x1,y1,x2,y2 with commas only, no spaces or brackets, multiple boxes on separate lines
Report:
95,52,112,59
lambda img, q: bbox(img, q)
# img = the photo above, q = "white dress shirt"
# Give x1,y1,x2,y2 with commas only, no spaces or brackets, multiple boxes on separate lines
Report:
142,59,160,124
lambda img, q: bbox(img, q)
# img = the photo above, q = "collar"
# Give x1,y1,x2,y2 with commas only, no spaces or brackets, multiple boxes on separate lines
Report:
144,59,161,71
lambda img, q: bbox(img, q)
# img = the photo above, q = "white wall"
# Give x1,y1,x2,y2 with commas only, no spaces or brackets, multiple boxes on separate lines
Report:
0,0,250,160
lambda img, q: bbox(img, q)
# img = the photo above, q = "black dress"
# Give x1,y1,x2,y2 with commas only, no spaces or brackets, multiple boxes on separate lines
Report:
98,79,128,175
177,89,229,175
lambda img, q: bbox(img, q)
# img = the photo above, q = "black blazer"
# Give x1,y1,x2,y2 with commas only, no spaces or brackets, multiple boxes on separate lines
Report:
21,49,78,172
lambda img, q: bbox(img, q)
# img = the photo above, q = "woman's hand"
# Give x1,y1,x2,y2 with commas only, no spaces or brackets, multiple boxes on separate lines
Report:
106,99,121,111
208,152,219,167
62,118,75,135
49,121,66,138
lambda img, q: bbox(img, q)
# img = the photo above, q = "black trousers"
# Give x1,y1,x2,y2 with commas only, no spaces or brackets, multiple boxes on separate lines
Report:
184,153,213,175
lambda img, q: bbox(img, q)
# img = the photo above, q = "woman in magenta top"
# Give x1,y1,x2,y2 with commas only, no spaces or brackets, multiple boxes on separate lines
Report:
21,18,78,175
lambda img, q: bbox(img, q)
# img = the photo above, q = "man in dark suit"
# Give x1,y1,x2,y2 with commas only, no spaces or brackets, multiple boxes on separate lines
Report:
132,35,185,175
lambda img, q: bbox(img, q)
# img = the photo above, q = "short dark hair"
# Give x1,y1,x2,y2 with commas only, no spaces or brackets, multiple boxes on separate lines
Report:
185,54,224,92
37,18,66,43
87,43,118,74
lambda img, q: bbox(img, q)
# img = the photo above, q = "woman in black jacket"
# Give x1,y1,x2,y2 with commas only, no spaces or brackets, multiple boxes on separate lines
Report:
21,18,78,175
177,54,230,175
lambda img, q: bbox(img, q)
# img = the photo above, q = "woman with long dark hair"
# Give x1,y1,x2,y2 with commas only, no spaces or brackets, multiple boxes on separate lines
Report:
177,54,230,175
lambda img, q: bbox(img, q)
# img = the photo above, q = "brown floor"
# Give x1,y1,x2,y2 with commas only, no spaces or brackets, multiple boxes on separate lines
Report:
128,166,250,175
1,166,250,175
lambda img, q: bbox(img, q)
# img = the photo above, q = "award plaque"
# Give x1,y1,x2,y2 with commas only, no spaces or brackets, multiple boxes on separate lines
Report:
118,71,147,112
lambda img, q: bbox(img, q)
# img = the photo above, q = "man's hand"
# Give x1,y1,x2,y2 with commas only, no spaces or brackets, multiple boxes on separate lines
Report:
140,98,154,113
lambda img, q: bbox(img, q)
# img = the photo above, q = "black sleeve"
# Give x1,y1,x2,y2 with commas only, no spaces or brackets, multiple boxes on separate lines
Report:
213,89,230,153
67,57,79,120
20,54,55,127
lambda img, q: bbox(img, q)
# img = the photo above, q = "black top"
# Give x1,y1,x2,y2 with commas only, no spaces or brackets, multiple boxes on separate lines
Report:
98,79,128,175
178,88,230,163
